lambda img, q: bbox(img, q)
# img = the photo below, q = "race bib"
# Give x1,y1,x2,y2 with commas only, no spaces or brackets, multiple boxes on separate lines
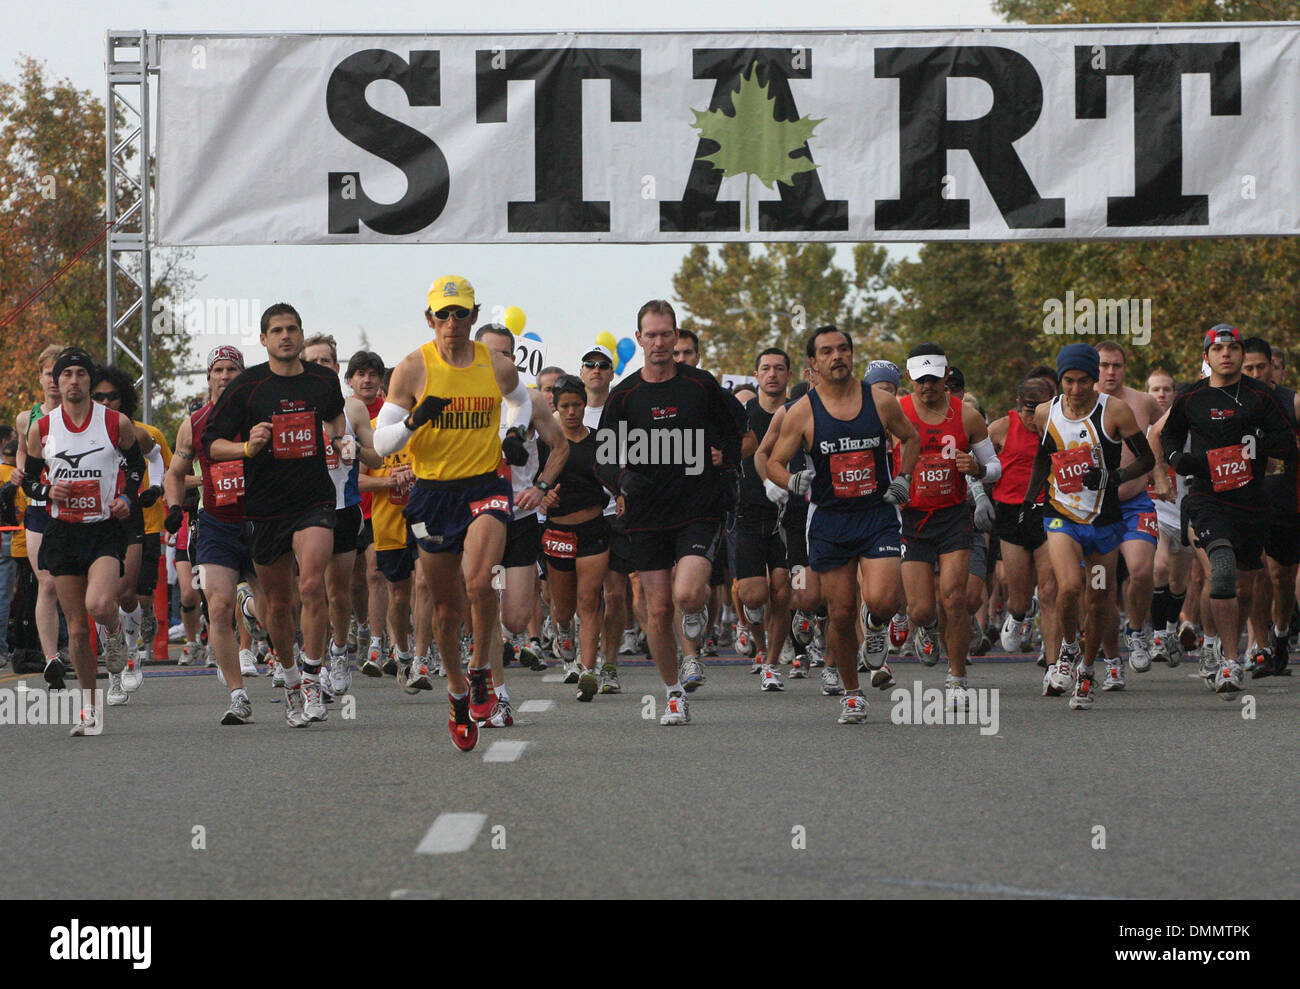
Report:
271,411,317,460
324,438,340,470
828,450,876,499
1051,446,1094,495
1206,444,1252,493
541,527,577,559
60,478,103,522
210,460,245,507
1137,511,1158,537
469,493,511,517
913,452,958,500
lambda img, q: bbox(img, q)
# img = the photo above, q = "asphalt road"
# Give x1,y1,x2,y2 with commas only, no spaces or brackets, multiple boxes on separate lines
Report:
1,648,1294,899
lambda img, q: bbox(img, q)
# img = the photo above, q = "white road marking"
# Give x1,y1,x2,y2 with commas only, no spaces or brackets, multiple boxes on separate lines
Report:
869,876,1111,900
483,740,531,763
415,813,487,855
390,889,441,899
541,673,565,683
517,699,555,713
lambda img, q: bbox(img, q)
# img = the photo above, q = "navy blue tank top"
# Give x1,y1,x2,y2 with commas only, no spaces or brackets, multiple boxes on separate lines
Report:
808,382,892,510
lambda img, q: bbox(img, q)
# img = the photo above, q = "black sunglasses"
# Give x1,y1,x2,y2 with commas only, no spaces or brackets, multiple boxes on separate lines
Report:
431,307,473,320
582,361,612,371
91,391,119,402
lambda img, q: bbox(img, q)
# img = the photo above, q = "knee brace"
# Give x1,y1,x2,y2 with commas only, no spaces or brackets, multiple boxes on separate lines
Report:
1207,544,1238,600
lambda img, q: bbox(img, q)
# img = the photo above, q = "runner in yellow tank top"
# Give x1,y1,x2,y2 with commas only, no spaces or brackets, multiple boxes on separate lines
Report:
372,274,534,753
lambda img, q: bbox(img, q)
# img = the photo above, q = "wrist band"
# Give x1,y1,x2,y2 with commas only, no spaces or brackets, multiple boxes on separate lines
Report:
243,441,252,459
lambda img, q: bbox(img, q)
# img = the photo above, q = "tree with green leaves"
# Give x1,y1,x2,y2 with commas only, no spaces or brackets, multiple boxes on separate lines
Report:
671,242,904,376
0,56,194,436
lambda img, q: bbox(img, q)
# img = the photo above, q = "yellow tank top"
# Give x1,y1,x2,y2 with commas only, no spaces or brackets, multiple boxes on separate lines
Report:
409,339,502,481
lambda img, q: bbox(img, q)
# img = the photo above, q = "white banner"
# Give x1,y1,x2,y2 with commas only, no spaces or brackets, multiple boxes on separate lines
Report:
156,27,1298,245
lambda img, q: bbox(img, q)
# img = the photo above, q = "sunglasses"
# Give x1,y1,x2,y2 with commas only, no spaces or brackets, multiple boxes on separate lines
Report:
582,361,612,371
556,375,586,391
431,307,473,320
91,391,119,402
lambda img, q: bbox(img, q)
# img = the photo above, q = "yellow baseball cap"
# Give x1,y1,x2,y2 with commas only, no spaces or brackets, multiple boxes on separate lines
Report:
427,275,476,311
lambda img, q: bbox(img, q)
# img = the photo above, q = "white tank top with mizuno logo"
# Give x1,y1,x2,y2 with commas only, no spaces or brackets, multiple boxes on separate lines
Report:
40,402,122,524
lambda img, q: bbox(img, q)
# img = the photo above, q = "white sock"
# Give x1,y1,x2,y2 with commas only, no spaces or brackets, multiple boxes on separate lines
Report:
281,664,302,688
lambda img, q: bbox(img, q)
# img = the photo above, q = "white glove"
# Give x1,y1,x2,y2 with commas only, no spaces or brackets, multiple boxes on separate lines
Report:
786,470,814,497
764,478,790,506
335,435,357,466
973,494,996,532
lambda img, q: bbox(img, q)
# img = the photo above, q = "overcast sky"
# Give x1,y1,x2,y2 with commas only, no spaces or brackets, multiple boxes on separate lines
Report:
7,0,1000,387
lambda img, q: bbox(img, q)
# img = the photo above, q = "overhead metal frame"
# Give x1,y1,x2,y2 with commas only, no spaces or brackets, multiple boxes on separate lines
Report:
105,30,155,423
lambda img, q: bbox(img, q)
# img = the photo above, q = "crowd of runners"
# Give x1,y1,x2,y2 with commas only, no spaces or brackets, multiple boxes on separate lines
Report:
5,275,1296,745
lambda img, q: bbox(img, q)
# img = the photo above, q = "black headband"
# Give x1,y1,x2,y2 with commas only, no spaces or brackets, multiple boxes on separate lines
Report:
53,348,95,381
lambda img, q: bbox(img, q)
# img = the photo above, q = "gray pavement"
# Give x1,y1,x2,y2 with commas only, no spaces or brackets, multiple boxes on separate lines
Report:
0,651,1295,899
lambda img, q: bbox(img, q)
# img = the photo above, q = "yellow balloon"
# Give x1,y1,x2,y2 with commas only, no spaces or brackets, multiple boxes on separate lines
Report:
595,331,617,352
503,306,526,335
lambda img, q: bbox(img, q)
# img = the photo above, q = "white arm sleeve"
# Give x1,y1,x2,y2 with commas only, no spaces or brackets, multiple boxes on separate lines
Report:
502,380,532,432
146,444,165,487
372,402,415,457
970,436,1002,484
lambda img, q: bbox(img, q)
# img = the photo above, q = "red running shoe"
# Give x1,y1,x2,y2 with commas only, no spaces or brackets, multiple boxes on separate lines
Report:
467,667,497,723
448,693,479,752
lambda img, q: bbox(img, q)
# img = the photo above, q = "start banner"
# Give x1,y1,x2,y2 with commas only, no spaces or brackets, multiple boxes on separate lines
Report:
155,26,1298,245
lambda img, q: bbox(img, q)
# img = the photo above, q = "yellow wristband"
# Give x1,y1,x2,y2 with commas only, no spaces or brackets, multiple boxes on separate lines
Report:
243,441,252,459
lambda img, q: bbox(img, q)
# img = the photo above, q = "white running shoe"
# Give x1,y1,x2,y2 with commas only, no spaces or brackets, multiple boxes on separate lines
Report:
1000,612,1022,653
888,612,910,650
788,652,808,679
178,640,197,667
121,655,143,693
1126,626,1152,673
1214,659,1244,695
944,674,969,711
837,693,868,724
820,667,844,695
360,641,384,678
555,623,577,662
562,659,581,684
107,672,129,706
329,647,352,695
680,655,706,692
871,661,896,690
735,625,756,658
750,659,763,674
618,629,639,656
1045,644,1077,696
790,611,815,647
271,658,286,688
101,626,127,674
283,684,308,727
780,639,796,665
1164,630,1182,669
915,624,941,666
861,616,888,670
70,706,100,736
599,664,622,694
760,666,785,692
681,609,708,648
1150,629,1171,664
1102,659,1126,691
805,638,825,669
1069,666,1096,710
239,648,259,678
301,677,327,722
236,581,266,640
660,691,690,725
220,692,253,726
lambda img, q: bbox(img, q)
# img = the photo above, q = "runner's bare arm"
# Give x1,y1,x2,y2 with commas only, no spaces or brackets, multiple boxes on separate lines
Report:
1021,405,1053,509
875,389,919,476
529,393,568,489
164,416,194,509
133,422,156,455
347,396,383,469
12,409,30,485
766,398,811,490
752,404,787,482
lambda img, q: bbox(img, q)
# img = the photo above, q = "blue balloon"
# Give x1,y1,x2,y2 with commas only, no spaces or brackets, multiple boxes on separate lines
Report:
615,358,626,375
617,337,636,362
523,331,542,341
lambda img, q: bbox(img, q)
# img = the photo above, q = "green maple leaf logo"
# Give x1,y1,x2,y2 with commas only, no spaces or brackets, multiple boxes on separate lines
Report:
690,62,823,232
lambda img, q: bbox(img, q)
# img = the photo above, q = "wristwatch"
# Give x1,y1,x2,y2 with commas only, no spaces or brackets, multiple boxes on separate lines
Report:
534,478,554,493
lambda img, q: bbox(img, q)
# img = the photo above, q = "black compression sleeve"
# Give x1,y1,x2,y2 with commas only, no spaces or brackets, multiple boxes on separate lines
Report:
122,441,146,498
21,456,51,501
